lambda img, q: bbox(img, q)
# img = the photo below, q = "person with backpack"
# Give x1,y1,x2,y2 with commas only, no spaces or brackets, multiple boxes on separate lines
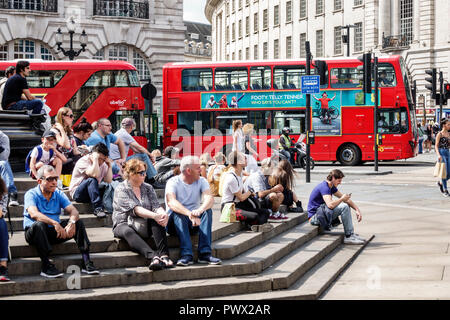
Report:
26,130,67,189
207,152,226,196
0,177,10,281
221,151,272,232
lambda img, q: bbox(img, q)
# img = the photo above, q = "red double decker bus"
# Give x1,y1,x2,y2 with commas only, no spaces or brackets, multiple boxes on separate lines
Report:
0,59,147,147
163,55,418,165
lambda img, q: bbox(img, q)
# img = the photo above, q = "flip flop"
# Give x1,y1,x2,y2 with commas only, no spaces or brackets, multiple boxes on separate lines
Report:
149,256,164,271
160,256,175,268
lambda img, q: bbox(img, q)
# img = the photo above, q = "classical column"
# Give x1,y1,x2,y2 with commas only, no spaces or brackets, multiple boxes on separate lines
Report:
392,0,400,35
413,0,420,43
378,0,391,46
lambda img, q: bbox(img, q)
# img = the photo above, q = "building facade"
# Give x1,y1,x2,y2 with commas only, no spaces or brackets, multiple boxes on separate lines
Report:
205,0,450,118
184,21,212,62
0,0,185,146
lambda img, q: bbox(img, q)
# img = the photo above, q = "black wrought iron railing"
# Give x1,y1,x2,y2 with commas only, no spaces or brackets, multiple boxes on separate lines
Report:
382,33,412,50
94,0,149,19
0,0,57,12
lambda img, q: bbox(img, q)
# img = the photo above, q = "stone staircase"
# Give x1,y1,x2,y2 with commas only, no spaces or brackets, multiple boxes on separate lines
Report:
0,177,373,300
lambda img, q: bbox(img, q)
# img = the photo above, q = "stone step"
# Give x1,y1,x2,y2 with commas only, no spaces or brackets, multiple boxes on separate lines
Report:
8,215,113,232
8,203,95,218
0,220,318,298
207,235,375,300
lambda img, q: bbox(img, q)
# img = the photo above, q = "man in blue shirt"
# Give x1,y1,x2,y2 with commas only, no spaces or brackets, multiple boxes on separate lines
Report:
307,169,365,245
24,165,99,278
85,118,126,175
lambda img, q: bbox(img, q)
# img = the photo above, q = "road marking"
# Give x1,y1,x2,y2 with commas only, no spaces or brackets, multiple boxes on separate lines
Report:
358,200,450,213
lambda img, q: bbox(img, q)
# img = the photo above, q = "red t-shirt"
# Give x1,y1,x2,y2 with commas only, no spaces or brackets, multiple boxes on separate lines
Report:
218,98,228,108
318,98,332,109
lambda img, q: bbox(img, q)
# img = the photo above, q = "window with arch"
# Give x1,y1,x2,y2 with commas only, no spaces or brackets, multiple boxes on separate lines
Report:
92,45,151,81
0,40,56,61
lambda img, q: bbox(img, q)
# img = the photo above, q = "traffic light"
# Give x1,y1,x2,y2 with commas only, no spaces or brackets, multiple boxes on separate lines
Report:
357,53,372,94
425,68,437,99
314,60,328,85
444,83,450,100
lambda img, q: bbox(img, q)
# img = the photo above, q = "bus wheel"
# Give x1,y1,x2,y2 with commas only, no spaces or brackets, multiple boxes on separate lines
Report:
337,144,361,166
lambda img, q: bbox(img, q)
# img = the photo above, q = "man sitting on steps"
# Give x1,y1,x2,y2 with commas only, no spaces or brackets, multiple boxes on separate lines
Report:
23,165,99,278
307,169,365,245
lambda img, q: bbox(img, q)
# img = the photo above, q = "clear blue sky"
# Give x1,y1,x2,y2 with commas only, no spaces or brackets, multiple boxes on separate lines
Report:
184,0,210,24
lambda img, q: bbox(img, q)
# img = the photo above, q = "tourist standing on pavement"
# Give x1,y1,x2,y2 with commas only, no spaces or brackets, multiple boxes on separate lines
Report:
417,123,425,154
112,159,173,271
23,165,99,278
424,123,433,153
1,60,43,114
435,118,450,197
243,123,259,173
110,118,158,183
165,156,221,266
0,177,10,281
232,120,245,153
307,169,365,244
0,130,19,206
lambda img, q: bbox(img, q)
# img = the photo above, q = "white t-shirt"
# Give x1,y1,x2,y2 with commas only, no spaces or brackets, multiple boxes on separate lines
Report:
30,146,55,165
207,164,225,181
165,175,210,212
110,128,136,160
221,171,247,204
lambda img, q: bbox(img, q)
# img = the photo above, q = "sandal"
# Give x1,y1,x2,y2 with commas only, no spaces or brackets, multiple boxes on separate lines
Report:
160,255,175,268
149,256,164,271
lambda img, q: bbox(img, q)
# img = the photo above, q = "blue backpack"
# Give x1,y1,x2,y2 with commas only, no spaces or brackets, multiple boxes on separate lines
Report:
25,145,54,174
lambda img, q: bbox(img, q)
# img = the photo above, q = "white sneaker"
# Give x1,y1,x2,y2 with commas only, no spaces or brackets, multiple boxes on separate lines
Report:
353,233,366,242
343,234,365,245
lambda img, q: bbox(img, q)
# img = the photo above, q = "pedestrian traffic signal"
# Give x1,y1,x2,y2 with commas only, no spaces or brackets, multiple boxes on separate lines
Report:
425,68,437,99
314,60,328,85
357,53,372,94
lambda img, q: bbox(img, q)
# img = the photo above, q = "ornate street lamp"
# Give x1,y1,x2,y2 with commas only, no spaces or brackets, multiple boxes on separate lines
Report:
55,17,87,60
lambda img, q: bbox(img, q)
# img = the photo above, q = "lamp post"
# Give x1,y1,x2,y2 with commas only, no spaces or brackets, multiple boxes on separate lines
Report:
55,17,87,60
341,24,356,57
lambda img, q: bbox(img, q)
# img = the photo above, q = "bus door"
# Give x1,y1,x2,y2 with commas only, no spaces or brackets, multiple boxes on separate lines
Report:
377,108,408,159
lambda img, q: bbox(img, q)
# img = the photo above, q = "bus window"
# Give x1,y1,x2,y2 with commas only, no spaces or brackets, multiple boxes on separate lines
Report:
377,63,396,87
215,68,248,91
182,68,212,91
250,66,271,90
198,112,213,134
330,68,362,88
177,112,196,134
248,111,271,132
377,108,408,134
128,70,141,87
273,110,306,134
27,70,67,88
115,71,129,87
214,111,247,135
273,66,305,90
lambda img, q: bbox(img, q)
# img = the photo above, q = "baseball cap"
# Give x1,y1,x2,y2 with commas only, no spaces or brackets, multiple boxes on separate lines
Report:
42,129,57,138
121,118,135,128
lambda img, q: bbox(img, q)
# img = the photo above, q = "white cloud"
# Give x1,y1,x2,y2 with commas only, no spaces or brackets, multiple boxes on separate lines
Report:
183,0,210,24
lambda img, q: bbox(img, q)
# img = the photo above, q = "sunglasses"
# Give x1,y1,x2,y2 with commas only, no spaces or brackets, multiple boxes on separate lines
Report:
137,171,146,176
65,114,73,118
43,176,58,182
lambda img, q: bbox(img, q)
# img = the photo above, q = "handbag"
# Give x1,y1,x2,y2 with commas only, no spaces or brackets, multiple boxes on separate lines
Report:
220,202,237,223
207,165,220,196
433,161,447,179
127,215,149,238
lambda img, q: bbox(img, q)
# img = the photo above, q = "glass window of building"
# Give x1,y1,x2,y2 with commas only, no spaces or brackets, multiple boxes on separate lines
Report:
232,0,235,12
300,33,306,58
400,0,413,45
246,47,250,60
14,40,35,59
263,9,268,29
274,5,279,26
93,49,105,60
254,13,258,33
300,0,307,19
232,23,236,41
239,20,242,38
354,0,363,6
254,44,258,59
354,22,363,52
286,36,292,59
316,0,324,15
286,1,292,22
133,50,151,81
109,44,128,61
334,26,342,55
263,42,268,59
246,16,250,35
334,0,342,10
226,26,230,43
239,50,242,60
0,44,7,60
316,30,323,57
274,39,279,59
40,46,54,61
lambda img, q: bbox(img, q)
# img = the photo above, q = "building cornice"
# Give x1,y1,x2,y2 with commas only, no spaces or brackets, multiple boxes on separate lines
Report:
205,0,223,23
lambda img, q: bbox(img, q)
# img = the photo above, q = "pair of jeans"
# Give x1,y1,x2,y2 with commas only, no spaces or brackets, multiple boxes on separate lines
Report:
127,153,157,179
8,99,43,114
0,218,8,262
0,160,17,194
418,138,424,153
113,221,169,260
166,208,212,258
72,177,103,210
25,220,90,265
439,148,450,190
310,202,354,236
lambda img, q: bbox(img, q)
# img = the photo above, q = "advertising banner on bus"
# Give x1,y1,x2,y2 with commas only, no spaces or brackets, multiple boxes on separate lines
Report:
201,89,375,136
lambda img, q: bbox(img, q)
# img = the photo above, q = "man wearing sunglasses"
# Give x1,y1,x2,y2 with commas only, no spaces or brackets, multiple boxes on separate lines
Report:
23,165,99,278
